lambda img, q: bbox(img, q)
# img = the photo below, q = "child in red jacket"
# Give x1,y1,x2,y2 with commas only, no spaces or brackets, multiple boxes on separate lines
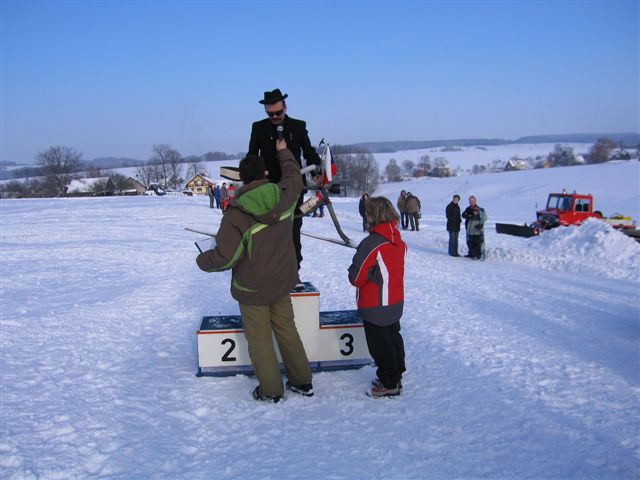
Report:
348,197,407,397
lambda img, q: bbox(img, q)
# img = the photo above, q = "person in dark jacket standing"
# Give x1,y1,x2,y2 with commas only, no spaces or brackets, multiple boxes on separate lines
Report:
196,138,313,403
358,193,369,231
446,194,462,256
348,197,407,398
213,185,222,209
207,185,215,209
248,89,321,274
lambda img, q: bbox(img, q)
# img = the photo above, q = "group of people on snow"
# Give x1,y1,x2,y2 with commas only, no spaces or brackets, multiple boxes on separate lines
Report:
361,190,423,233
396,190,422,231
446,194,487,260
196,89,406,401
391,190,487,260
206,183,232,210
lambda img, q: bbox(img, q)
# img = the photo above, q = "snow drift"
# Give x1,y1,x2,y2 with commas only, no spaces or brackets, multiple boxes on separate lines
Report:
490,218,640,281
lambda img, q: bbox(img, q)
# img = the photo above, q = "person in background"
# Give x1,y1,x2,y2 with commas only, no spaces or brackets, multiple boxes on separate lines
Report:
220,183,228,209
359,193,369,231
196,138,313,403
248,88,321,273
461,196,487,259
446,194,462,257
207,185,215,209
348,196,407,398
223,184,237,212
396,190,408,230
213,184,222,209
405,192,421,231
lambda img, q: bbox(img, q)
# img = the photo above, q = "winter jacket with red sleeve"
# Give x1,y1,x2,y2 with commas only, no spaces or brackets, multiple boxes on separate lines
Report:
347,222,407,326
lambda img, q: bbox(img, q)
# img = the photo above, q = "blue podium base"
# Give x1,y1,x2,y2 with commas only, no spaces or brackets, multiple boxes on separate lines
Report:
196,309,371,377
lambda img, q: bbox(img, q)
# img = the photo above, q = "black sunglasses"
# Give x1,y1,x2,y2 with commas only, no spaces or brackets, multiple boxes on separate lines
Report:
266,109,284,117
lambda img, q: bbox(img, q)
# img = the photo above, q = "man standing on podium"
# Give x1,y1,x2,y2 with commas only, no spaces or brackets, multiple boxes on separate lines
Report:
248,89,321,281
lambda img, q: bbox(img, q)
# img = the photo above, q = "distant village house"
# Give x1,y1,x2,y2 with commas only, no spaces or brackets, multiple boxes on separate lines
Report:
185,174,218,195
504,159,530,172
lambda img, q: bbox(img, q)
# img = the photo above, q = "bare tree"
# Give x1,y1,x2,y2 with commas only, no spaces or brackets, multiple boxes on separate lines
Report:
150,144,182,188
36,145,82,196
136,164,155,187
185,155,205,179
588,138,617,164
402,159,415,176
547,144,577,167
353,153,379,193
385,158,402,182
166,150,183,189
416,154,431,176
107,172,130,191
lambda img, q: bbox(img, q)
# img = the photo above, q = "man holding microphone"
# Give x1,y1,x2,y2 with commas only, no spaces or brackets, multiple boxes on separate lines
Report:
248,89,321,278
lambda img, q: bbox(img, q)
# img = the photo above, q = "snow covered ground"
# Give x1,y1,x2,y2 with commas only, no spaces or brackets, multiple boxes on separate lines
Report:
1,161,638,479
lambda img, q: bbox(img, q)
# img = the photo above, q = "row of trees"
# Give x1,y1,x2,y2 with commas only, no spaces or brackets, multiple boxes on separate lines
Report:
1,146,83,198
1,143,202,198
3,138,636,198
384,155,457,182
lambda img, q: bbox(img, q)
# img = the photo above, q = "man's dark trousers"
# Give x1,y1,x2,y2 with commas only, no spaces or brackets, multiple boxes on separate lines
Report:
448,230,459,256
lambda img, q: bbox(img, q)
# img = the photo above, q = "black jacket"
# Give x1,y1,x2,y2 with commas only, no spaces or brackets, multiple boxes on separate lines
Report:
446,202,461,232
359,197,367,218
248,115,321,184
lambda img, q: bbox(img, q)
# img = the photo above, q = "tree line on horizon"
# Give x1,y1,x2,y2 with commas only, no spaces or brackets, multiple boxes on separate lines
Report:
0,138,637,199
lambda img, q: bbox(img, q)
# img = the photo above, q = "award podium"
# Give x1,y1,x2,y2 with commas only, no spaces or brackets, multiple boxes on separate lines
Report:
196,282,371,376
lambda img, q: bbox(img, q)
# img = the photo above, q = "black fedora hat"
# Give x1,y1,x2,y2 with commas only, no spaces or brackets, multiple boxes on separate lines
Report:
259,88,288,105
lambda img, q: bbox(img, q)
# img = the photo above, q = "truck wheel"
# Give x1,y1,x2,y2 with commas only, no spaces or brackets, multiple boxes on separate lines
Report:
594,211,603,218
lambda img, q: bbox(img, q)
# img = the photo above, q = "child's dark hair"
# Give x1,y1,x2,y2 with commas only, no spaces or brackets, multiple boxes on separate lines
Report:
365,196,399,230
239,155,266,185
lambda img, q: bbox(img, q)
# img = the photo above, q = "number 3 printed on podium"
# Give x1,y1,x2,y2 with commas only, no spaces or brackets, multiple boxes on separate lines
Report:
340,333,354,356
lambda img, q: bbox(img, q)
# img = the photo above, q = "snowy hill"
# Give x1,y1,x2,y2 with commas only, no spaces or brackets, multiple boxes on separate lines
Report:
371,142,593,172
1,161,638,479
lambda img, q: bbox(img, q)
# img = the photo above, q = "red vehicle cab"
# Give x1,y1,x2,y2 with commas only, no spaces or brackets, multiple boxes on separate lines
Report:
534,192,602,230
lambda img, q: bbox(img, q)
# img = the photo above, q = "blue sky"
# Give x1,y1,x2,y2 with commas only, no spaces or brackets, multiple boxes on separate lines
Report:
1,0,638,163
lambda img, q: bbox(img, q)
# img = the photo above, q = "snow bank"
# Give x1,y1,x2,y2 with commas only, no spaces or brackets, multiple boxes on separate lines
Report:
490,219,640,281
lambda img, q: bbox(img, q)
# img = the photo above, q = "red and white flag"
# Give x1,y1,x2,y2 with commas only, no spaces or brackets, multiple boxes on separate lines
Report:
321,144,337,186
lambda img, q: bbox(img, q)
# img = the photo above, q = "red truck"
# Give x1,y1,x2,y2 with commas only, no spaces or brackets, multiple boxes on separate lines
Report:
496,191,638,240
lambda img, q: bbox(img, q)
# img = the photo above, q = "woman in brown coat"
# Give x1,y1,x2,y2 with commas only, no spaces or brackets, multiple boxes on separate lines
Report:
405,192,421,231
